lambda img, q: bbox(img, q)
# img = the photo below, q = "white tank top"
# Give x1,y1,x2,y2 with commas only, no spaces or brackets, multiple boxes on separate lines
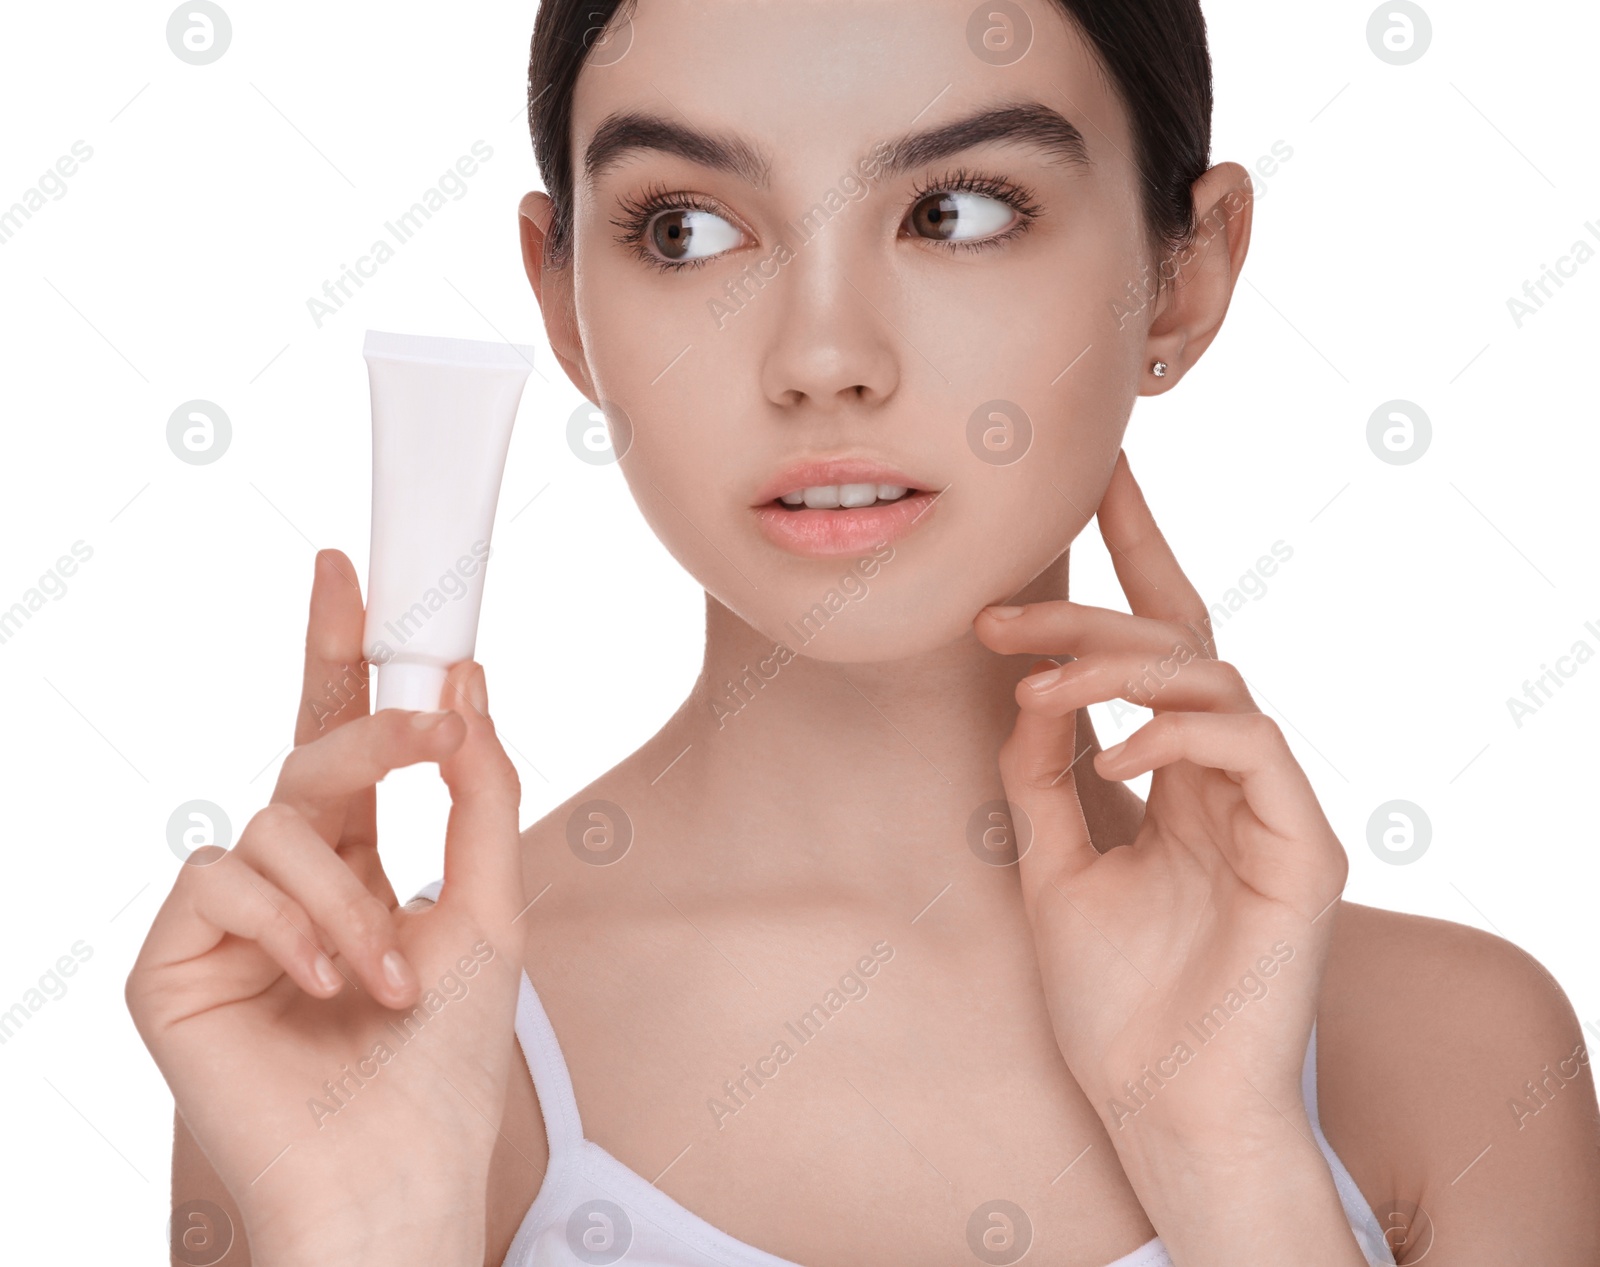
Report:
411,878,1398,1266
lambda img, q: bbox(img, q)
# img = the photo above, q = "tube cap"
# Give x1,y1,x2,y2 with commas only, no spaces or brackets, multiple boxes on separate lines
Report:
375,660,449,713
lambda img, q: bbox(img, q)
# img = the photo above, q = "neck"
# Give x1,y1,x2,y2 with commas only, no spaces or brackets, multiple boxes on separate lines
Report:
631,550,1143,900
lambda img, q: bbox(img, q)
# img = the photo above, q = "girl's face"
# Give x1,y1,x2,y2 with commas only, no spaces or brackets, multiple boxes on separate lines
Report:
534,0,1206,661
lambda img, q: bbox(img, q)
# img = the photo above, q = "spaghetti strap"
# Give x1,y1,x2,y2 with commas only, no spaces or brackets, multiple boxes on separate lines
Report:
406,879,586,1162
509,968,586,1160
1302,1021,1398,1265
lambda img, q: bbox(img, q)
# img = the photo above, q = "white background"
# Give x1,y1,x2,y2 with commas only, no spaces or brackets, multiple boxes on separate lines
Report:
1,0,1595,1260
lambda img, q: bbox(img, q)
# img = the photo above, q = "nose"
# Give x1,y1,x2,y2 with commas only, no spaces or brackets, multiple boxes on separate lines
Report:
756,228,902,415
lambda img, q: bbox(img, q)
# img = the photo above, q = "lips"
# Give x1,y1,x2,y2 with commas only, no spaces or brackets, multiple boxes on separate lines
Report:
748,455,944,558
750,457,930,508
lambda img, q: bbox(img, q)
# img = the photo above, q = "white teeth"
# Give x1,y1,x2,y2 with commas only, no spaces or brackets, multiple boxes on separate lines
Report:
778,483,914,508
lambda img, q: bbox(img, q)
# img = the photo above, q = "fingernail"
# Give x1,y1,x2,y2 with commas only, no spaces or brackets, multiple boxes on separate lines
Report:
313,955,341,993
1101,739,1128,760
467,664,488,713
382,950,414,993
411,710,449,729
985,605,1025,620
1024,667,1064,691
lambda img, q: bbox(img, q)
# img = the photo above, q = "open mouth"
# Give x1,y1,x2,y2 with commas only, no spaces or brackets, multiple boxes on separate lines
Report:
754,484,940,558
768,483,925,510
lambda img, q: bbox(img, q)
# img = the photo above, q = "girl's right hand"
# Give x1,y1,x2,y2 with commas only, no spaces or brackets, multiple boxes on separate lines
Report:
125,549,526,1267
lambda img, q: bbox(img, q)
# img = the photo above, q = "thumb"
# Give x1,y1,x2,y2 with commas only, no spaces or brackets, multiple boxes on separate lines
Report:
435,661,525,938
997,660,1098,922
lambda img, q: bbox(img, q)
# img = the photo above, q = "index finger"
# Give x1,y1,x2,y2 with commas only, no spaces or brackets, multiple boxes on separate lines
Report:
295,549,370,747
1096,449,1217,658
292,548,391,899
272,709,467,838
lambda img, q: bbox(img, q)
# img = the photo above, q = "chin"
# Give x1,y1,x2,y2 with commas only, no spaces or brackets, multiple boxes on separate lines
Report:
733,578,996,665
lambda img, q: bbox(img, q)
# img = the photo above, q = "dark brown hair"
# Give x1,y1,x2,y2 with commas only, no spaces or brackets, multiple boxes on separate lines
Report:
527,0,1212,274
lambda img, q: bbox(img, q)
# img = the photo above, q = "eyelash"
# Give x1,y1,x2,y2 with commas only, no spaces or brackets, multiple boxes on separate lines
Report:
608,167,1044,273
906,166,1044,252
610,181,725,274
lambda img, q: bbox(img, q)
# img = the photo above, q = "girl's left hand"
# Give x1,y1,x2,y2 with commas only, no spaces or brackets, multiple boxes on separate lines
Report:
974,449,1349,1154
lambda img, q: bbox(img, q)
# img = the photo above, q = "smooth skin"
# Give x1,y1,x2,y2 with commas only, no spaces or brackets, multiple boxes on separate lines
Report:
139,0,1600,1263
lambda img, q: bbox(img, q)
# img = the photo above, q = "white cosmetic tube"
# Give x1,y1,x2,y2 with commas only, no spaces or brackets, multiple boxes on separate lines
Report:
362,330,535,712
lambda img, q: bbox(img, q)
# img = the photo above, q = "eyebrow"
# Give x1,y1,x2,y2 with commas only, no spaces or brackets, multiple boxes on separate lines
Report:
582,100,1092,191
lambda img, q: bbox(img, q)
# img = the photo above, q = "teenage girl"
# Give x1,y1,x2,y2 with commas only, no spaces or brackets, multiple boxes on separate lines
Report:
128,2,1600,1263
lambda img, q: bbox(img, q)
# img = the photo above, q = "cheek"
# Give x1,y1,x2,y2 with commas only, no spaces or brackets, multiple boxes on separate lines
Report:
895,230,1146,430
573,254,733,473
574,302,751,589
903,250,1142,554
574,251,703,405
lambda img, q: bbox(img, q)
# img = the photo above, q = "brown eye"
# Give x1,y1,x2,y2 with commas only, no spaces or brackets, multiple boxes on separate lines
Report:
651,210,691,259
906,190,1017,243
648,208,742,263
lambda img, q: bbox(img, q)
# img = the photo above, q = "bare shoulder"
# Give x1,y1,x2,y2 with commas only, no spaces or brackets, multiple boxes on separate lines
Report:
1316,900,1600,1260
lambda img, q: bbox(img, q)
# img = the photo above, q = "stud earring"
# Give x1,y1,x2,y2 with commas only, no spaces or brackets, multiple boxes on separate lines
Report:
1151,361,1169,378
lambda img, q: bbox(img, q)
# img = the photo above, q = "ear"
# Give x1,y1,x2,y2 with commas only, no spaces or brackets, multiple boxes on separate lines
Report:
1140,161,1254,395
518,190,597,401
